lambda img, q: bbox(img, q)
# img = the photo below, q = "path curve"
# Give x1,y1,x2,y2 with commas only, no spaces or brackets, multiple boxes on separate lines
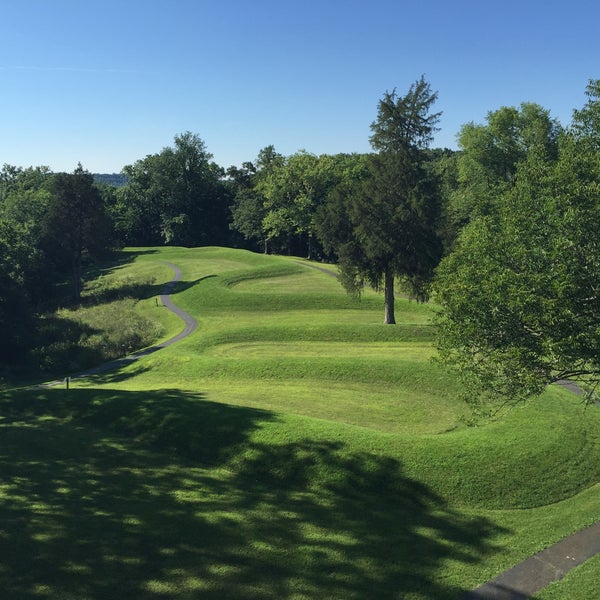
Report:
156,261,198,348
45,261,197,384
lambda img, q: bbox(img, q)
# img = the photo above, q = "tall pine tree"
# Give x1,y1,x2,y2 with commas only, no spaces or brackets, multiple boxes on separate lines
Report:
318,77,443,323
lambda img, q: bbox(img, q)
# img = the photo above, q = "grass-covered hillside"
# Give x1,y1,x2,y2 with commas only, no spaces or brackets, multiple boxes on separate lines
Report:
1,246,599,599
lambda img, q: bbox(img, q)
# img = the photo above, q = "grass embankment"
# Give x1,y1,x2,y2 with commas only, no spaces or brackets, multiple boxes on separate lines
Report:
1,246,599,599
13,253,180,382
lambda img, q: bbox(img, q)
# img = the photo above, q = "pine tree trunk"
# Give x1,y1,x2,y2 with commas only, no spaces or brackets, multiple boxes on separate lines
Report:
383,268,396,325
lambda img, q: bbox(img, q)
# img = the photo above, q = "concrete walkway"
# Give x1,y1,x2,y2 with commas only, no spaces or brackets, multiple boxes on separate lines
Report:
463,520,600,598
154,261,198,347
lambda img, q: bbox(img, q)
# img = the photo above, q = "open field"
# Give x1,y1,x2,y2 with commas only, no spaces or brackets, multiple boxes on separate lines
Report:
1,246,599,598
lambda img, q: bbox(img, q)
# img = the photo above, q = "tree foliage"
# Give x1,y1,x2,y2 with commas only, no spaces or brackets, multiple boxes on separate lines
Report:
435,80,600,405
0,218,36,361
317,77,443,324
42,165,114,300
257,151,341,259
114,132,232,246
449,103,562,236
230,148,361,258
0,163,115,368
229,146,282,254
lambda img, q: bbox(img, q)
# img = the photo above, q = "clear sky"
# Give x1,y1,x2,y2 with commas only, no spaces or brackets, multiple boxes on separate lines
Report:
1,0,599,173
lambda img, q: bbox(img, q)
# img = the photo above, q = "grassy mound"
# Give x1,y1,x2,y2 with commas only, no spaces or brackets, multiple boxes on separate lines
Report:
7,383,598,511
2,245,600,598
71,246,600,510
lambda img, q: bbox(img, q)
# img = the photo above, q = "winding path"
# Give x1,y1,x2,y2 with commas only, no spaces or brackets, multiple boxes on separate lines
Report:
47,262,197,384
155,261,198,348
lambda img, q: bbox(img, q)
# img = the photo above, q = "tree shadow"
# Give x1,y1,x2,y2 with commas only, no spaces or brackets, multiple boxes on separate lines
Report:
0,387,508,598
80,249,201,307
72,359,155,384
87,249,160,278
82,274,205,307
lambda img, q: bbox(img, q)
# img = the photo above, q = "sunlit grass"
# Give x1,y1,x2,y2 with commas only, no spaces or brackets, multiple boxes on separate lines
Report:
2,246,599,598
203,341,435,358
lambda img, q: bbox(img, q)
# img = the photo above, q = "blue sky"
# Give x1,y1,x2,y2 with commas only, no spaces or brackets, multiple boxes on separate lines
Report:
1,0,599,172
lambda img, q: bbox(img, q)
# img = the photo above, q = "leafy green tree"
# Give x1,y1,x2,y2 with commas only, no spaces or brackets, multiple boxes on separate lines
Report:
41,165,114,300
318,77,443,324
230,146,346,258
314,153,372,253
257,151,338,259
0,218,36,364
572,79,600,147
1,164,51,202
115,132,232,246
449,103,561,233
228,155,271,253
425,148,460,252
0,166,54,304
435,83,600,404
230,187,269,253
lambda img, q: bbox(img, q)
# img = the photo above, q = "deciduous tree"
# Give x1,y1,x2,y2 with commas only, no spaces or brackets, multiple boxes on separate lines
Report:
449,103,561,233
115,132,231,246
41,165,113,300
435,82,600,404
258,151,338,259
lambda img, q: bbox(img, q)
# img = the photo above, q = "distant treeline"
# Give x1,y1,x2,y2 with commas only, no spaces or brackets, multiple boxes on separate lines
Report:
3,77,600,403
93,173,128,187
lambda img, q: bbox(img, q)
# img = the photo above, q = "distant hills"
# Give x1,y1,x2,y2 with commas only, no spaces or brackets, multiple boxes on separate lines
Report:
93,173,128,187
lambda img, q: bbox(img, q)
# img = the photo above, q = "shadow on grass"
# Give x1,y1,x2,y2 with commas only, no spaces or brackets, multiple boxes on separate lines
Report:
0,388,507,599
82,249,201,307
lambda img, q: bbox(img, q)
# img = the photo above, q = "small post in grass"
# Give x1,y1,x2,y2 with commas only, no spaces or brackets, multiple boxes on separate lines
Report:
64,376,70,390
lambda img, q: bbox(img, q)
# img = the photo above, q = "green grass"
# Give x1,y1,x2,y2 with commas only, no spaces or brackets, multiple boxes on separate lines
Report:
1,245,600,599
14,252,180,383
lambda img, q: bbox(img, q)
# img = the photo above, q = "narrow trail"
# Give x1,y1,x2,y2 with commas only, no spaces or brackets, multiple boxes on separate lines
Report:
155,261,198,347
43,261,197,385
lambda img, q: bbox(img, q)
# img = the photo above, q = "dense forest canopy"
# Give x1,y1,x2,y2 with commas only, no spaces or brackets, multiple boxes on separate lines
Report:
2,78,600,405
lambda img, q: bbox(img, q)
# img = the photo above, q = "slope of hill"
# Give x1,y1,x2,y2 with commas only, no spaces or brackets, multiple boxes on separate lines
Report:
1,246,599,599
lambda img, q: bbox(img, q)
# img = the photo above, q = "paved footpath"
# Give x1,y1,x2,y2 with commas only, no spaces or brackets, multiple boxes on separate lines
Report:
154,261,198,347
42,261,198,385
463,520,600,598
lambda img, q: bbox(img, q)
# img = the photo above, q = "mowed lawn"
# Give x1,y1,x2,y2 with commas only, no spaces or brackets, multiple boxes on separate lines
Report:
1,246,600,599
